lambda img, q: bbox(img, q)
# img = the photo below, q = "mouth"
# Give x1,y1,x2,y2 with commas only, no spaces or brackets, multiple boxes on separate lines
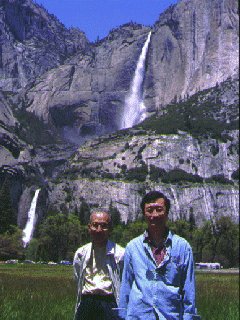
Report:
148,216,165,223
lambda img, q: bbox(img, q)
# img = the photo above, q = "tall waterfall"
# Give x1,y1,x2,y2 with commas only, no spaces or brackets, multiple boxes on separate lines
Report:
22,189,40,248
121,31,152,129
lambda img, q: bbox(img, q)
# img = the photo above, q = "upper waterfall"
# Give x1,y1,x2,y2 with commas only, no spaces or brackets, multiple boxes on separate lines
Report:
22,189,41,248
121,31,152,129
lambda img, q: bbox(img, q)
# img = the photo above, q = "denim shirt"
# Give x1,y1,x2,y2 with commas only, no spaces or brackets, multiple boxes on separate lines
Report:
119,231,201,320
73,240,125,320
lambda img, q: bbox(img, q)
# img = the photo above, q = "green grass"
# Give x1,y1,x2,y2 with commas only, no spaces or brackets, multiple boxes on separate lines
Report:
0,264,75,320
0,265,239,320
196,271,239,320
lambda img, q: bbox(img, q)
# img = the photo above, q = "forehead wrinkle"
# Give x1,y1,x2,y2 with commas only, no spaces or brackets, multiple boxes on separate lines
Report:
90,212,111,224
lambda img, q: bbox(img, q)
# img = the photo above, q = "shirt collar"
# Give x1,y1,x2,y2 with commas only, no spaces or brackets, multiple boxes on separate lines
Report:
143,229,173,247
90,240,114,256
106,240,115,255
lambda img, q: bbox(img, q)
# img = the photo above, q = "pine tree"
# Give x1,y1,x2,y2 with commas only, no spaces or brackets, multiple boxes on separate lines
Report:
0,178,14,234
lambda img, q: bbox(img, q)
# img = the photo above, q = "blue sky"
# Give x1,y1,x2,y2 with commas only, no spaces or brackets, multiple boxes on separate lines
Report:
35,0,179,42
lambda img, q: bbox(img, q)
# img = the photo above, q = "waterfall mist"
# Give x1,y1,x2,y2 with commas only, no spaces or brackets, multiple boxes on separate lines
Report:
121,31,152,129
22,189,41,248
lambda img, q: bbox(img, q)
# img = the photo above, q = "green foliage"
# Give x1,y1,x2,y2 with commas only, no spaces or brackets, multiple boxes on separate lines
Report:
0,179,15,234
0,226,24,260
210,217,239,267
138,78,239,141
124,164,148,182
171,216,239,268
168,219,193,241
148,165,203,184
111,216,239,268
205,174,234,185
148,165,235,185
108,201,121,226
78,200,91,225
36,212,89,261
110,220,147,247
231,168,239,181
161,168,203,184
149,165,166,182
25,238,39,261
13,109,61,146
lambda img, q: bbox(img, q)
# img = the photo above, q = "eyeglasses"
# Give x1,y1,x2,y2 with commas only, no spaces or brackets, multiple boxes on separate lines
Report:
90,223,110,230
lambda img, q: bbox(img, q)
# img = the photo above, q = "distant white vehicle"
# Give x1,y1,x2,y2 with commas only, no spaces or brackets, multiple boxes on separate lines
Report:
195,262,221,269
48,261,58,265
5,259,18,264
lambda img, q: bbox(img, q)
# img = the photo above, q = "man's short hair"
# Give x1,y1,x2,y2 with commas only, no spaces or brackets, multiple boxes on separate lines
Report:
140,191,171,214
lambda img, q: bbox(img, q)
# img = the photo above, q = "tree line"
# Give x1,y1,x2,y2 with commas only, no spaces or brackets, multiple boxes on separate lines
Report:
0,206,239,268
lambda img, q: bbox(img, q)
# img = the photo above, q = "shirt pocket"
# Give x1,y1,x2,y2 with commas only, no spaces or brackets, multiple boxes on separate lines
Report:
162,256,182,287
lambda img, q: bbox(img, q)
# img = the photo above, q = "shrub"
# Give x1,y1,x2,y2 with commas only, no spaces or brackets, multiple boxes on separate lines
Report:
231,169,239,181
124,165,148,182
149,165,166,182
205,175,234,185
161,169,203,184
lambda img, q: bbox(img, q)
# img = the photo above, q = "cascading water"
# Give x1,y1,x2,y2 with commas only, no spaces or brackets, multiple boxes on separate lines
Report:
22,189,40,248
121,31,152,129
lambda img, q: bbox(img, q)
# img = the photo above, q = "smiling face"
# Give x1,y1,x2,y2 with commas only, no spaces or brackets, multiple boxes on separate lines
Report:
88,212,111,247
144,198,168,228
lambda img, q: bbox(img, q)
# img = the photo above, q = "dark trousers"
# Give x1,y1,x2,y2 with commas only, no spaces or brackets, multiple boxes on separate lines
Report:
75,294,120,320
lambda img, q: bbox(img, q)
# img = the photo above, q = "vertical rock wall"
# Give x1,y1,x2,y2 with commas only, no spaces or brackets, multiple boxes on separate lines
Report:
145,0,239,109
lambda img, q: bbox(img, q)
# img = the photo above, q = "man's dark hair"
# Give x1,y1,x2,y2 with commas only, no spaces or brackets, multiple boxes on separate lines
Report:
140,191,171,214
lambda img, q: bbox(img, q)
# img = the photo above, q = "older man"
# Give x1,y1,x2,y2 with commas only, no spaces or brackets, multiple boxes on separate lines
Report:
119,191,200,320
73,211,124,320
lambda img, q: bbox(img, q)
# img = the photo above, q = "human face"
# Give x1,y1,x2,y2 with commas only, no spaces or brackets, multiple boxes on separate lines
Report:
88,212,111,247
144,198,168,228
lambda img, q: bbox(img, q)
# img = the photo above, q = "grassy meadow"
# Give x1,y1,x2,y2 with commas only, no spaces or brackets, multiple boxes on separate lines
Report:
0,264,239,320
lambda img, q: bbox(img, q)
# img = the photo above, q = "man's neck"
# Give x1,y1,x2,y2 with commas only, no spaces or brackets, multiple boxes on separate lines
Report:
93,240,108,249
148,226,167,247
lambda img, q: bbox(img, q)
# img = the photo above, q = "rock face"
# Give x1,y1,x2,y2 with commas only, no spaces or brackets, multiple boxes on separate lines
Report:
0,0,238,229
49,179,239,225
25,24,151,136
22,0,239,136
145,0,239,109
47,77,239,225
0,0,88,91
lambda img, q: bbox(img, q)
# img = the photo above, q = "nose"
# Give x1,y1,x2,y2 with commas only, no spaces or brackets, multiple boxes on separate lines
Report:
96,225,102,232
151,209,159,215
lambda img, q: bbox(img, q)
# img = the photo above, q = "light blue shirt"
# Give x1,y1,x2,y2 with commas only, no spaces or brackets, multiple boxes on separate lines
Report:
119,230,200,320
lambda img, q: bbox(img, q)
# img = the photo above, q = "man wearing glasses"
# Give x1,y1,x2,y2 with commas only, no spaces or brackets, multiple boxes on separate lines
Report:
73,211,124,320
119,191,200,319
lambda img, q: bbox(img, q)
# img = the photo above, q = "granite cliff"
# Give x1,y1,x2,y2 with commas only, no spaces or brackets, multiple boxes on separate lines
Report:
0,0,88,91
0,0,238,230
21,0,239,136
47,77,239,225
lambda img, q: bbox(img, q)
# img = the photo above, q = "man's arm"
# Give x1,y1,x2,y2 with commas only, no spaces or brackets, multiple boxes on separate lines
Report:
73,250,80,281
119,246,134,319
182,245,201,320
73,247,85,282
